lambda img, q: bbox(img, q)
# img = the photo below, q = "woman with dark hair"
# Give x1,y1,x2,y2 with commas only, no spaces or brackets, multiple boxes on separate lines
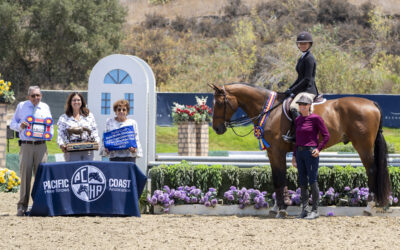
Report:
101,99,142,162
57,92,100,161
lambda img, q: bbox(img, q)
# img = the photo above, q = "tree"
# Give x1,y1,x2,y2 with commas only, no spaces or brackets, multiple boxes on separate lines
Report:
0,0,126,98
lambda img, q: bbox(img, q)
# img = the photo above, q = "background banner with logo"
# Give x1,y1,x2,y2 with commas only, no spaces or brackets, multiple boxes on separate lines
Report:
29,161,147,217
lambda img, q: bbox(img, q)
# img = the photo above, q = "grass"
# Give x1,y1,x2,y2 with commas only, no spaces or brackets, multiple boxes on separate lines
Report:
6,125,400,155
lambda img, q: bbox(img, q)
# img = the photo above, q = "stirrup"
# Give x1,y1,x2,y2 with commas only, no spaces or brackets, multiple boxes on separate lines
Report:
282,134,295,143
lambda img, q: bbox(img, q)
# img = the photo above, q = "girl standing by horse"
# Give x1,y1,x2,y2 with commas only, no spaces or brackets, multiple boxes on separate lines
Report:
292,95,330,219
283,31,319,143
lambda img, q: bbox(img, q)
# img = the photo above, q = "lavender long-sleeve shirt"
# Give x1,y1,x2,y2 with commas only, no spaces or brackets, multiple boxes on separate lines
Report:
293,113,330,157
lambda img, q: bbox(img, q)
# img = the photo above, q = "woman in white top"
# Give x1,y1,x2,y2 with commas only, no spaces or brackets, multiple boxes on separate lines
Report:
102,99,142,163
57,92,100,161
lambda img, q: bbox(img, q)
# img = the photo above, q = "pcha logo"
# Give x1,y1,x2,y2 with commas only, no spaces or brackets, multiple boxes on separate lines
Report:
71,165,106,202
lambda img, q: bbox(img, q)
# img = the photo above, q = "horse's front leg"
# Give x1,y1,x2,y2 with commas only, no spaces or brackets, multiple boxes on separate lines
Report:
268,149,289,218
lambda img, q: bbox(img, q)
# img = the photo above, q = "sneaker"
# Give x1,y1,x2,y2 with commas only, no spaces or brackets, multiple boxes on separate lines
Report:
297,209,309,219
305,211,319,220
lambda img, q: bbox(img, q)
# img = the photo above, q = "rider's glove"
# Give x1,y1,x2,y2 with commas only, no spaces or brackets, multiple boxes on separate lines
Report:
284,89,292,97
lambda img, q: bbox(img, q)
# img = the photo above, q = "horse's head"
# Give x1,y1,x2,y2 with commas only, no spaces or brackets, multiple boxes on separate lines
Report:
208,83,239,135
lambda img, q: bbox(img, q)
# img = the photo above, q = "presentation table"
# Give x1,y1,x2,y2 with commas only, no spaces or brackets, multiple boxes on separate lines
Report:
29,161,147,217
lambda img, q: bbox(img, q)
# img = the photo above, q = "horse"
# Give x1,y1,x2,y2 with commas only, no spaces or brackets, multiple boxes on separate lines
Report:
209,82,390,217
67,126,92,139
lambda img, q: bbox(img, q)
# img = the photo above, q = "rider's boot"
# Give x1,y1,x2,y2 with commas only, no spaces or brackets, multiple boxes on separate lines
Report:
306,182,320,220
282,108,300,143
298,186,309,219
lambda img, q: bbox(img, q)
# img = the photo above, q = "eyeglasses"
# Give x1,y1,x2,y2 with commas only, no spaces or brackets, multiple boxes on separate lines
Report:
117,108,127,112
30,94,41,98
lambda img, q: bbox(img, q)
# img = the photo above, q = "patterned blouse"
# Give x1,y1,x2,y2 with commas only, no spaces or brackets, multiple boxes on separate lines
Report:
101,117,143,158
57,113,100,146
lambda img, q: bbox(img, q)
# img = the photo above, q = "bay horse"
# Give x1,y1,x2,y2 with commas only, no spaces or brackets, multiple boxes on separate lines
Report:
209,83,390,216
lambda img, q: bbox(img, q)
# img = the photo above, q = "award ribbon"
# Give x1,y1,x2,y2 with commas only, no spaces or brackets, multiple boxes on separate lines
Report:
254,91,277,150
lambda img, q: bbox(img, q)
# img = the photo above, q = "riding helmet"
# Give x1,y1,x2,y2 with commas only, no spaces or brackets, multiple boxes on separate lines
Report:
296,31,313,44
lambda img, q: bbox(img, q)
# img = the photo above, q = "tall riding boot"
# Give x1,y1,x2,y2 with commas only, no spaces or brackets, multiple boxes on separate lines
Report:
298,186,309,218
282,108,300,143
306,182,320,219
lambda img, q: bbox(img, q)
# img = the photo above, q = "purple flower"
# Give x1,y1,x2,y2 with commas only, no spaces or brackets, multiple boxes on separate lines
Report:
239,203,245,209
228,195,234,201
163,185,170,193
211,199,218,206
327,212,334,216
209,188,216,192
163,207,169,213
205,201,211,207
230,186,237,191
263,202,269,208
169,200,175,206
151,197,157,205
272,192,276,200
191,197,198,203
394,197,399,204
344,186,351,191
254,204,260,209
158,195,165,202
184,196,191,203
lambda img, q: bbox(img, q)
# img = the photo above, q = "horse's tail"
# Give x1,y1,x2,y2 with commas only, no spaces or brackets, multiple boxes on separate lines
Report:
373,102,391,206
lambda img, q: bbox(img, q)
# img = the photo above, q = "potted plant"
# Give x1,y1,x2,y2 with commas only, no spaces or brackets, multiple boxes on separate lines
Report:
171,96,212,156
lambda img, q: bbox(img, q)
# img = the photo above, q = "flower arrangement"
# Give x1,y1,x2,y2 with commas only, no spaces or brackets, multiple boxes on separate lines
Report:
171,96,212,124
0,168,21,192
147,185,218,213
224,186,269,209
148,186,400,213
0,74,15,104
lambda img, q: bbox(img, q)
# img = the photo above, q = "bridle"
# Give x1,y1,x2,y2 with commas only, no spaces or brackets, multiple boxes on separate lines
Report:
213,87,282,137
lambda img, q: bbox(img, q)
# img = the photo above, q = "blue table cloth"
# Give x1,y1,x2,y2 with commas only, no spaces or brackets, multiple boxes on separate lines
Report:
29,161,147,217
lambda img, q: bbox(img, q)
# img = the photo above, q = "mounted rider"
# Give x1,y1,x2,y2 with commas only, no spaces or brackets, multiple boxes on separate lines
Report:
282,31,319,143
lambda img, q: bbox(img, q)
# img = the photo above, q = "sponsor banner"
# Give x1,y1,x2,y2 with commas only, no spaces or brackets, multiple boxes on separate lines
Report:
30,161,147,217
103,126,137,151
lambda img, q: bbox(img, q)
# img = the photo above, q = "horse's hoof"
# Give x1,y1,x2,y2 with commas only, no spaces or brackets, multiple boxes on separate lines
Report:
363,210,372,216
269,210,278,217
276,210,288,219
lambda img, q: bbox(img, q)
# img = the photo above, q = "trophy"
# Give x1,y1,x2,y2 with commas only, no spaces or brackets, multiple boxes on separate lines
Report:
65,126,99,152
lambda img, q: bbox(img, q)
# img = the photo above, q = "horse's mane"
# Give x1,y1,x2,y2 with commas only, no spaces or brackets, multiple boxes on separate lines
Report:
224,82,286,102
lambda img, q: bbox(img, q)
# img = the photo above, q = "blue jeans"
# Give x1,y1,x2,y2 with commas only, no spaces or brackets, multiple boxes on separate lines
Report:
296,148,319,186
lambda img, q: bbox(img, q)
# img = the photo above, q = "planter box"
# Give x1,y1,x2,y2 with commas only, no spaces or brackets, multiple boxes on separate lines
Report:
154,204,400,217
195,122,209,156
0,103,8,168
178,122,196,156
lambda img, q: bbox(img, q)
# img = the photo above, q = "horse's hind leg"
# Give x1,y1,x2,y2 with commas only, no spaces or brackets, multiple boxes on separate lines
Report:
351,137,377,214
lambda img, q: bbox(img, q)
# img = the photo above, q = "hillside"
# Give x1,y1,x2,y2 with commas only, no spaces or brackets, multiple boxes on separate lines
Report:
120,0,400,94
120,0,400,25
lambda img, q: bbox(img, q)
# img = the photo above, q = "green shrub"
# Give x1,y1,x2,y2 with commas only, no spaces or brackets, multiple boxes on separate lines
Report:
149,163,400,198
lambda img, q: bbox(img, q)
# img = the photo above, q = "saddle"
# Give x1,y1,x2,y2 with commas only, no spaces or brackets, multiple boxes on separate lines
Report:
282,94,326,121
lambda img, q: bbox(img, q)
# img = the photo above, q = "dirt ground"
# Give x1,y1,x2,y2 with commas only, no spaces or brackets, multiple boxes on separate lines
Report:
1,192,400,249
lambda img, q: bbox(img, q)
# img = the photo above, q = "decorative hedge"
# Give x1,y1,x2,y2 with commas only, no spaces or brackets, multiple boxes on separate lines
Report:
149,161,400,198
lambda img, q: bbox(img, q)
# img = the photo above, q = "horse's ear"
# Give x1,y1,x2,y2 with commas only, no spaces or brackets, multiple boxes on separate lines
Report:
208,83,223,93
